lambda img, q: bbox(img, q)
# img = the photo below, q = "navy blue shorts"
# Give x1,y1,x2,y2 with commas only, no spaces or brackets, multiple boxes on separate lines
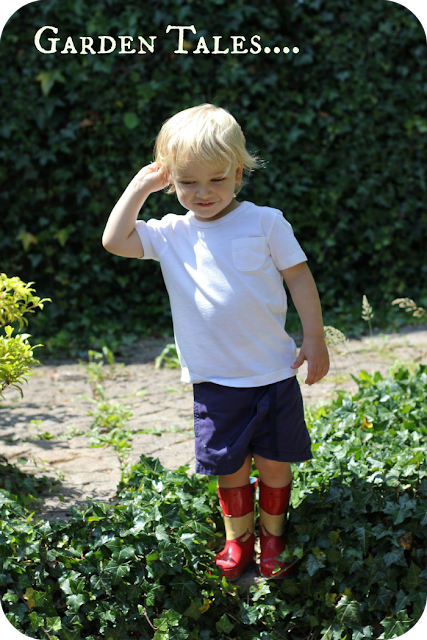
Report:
193,376,313,476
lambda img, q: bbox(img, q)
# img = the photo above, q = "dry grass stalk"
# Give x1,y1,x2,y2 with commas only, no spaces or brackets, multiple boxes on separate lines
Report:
391,298,426,319
362,295,374,336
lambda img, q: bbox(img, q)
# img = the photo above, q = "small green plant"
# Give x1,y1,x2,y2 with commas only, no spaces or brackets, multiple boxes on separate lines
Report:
0,274,50,330
21,420,55,442
155,343,180,369
81,385,134,470
84,385,133,431
0,274,50,398
361,294,374,336
79,346,125,396
29,419,43,429
65,424,85,439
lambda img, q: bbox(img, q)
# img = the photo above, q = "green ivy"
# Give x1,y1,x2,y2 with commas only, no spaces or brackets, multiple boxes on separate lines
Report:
1,0,426,350
1,363,426,639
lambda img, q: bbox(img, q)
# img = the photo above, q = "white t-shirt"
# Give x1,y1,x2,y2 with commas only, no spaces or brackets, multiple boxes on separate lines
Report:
135,201,307,387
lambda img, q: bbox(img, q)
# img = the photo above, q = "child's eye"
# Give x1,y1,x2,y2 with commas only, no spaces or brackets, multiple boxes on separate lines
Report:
212,178,225,182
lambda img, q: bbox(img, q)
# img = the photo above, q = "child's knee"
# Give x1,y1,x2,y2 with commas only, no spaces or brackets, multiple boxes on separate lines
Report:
253,455,292,486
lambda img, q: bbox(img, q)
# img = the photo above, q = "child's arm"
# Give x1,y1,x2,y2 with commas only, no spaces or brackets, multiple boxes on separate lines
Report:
280,262,330,386
102,163,169,258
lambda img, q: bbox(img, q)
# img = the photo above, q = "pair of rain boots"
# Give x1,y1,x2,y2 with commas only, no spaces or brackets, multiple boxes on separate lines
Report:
215,476,296,580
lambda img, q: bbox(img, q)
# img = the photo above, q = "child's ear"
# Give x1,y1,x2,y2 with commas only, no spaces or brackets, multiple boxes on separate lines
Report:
235,164,243,184
164,169,173,186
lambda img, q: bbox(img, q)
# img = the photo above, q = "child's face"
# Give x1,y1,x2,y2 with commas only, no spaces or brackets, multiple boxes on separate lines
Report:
171,159,243,222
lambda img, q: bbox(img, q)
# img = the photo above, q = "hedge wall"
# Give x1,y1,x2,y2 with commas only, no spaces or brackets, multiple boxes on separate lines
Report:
1,0,426,353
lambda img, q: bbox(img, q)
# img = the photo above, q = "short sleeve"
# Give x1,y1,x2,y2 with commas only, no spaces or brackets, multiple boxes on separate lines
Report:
135,218,169,261
267,213,307,271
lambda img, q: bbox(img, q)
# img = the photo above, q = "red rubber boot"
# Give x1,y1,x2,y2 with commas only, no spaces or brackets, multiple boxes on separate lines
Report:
259,479,297,578
215,477,258,581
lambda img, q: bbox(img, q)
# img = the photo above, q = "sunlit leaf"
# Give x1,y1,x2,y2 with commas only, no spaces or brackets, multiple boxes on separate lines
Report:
336,595,360,625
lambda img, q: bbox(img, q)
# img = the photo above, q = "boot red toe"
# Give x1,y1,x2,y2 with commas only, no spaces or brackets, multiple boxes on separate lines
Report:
216,478,258,581
259,479,296,579
215,533,256,580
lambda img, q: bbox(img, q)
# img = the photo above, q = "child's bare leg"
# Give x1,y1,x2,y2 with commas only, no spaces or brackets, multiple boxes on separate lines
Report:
253,454,292,487
254,454,294,578
217,454,252,488
216,453,256,579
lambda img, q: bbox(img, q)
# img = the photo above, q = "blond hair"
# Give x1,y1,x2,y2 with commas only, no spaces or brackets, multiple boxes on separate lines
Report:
153,104,262,194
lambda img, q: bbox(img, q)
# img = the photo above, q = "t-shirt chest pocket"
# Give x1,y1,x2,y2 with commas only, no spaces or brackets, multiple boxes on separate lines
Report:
232,237,267,271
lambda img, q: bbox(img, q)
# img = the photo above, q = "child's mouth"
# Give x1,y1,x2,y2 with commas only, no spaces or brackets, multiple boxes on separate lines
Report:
197,202,215,207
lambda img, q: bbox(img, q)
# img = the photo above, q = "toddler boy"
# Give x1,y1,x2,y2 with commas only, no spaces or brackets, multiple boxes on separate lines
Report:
102,104,329,580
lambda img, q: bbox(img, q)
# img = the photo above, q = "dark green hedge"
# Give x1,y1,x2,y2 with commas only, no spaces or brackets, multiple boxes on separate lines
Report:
1,0,426,353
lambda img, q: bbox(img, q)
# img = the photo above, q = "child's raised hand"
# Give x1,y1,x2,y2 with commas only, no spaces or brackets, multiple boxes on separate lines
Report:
290,336,330,385
133,162,170,193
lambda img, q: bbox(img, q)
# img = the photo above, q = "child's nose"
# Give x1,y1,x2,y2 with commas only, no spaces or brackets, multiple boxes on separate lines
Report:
196,183,211,197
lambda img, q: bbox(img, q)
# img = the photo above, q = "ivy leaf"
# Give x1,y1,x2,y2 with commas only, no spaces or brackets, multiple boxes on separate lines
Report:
352,625,374,640
170,575,198,597
281,578,301,597
306,553,326,576
164,609,182,626
404,451,424,467
191,496,210,513
251,582,271,602
35,69,66,97
412,590,427,621
180,532,197,552
323,485,342,504
94,531,116,549
112,545,135,563
46,617,62,632
393,590,412,615
92,501,111,517
17,541,40,561
215,613,234,634
183,598,203,620
353,526,371,555
152,615,169,635
155,525,170,542
378,610,412,639
103,559,131,584
104,618,133,640
58,626,82,640
336,595,360,625
370,587,394,612
65,593,88,612
402,563,423,590
143,583,165,607
383,547,407,567
90,573,112,595
190,519,214,535
383,495,416,525
146,550,159,565
16,230,38,252
23,587,36,611
138,455,164,476
159,540,184,567
240,602,262,624
59,572,85,595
